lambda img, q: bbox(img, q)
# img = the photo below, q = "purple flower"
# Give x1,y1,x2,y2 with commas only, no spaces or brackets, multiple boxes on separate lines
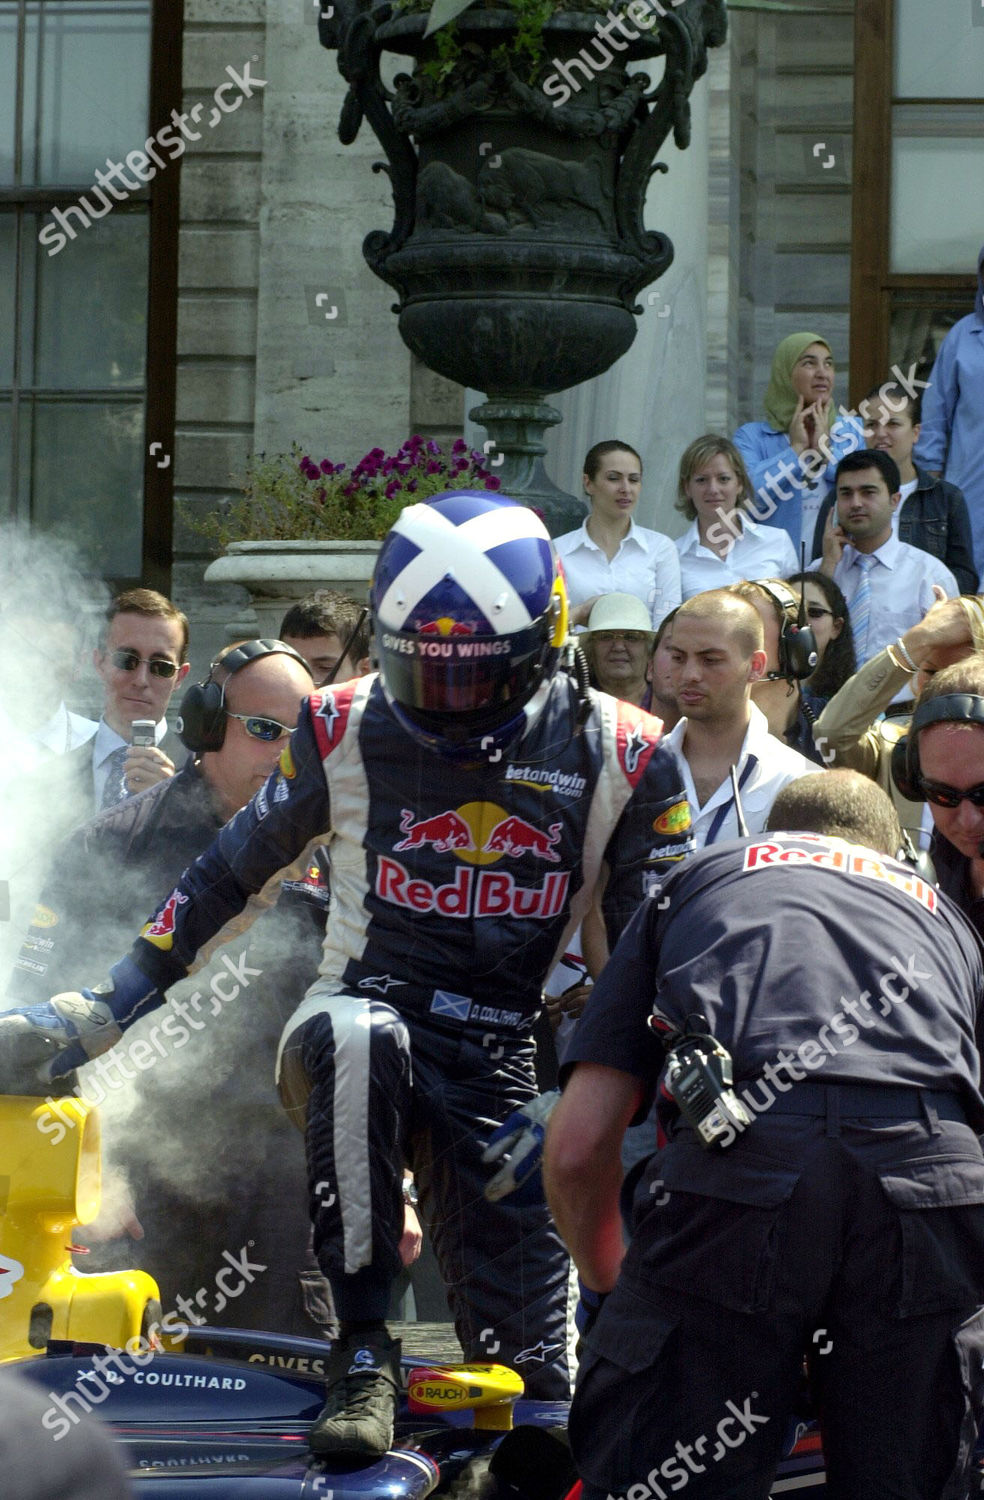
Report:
425,459,441,474
385,479,402,499
427,439,441,455
452,438,468,454
320,459,334,475
487,476,502,490
406,479,418,492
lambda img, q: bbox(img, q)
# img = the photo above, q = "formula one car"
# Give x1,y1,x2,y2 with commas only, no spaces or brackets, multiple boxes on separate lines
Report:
3,1092,979,1497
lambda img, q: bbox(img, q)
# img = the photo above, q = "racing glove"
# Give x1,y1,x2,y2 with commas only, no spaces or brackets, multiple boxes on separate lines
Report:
482,1088,560,1205
0,956,165,1091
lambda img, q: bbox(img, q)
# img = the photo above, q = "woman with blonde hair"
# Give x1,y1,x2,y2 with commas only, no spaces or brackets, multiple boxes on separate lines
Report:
733,332,864,555
674,433,797,599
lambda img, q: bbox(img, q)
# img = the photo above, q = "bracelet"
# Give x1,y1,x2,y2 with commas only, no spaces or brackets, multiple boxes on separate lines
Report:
891,637,918,672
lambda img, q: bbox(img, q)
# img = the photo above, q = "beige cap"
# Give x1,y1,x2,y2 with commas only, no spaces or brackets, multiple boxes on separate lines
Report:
585,592,655,636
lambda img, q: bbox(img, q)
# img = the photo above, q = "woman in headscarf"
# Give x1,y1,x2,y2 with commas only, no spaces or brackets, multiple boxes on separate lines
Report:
914,244,984,579
733,332,864,556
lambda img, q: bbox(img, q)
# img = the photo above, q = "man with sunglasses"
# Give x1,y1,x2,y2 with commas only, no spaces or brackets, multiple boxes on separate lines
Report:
905,656,984,939
84,589,191,811
7,640,334,1340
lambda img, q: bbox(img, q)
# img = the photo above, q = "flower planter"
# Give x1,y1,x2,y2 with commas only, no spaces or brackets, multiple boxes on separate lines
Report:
204,540,381,640
320,0,726,530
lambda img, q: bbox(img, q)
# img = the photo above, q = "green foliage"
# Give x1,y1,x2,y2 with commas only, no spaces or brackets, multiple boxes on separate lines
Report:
185,438,503,547
403,0,630,90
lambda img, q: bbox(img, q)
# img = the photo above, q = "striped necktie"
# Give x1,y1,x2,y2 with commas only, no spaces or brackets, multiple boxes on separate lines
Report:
100,745,130,809
852,554,875,663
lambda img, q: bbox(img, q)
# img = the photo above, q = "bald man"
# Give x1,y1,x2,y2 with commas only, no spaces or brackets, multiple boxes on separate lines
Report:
661,590,817,846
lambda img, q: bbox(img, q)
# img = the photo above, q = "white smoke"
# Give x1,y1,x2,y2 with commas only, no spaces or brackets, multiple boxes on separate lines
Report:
0,523,109,986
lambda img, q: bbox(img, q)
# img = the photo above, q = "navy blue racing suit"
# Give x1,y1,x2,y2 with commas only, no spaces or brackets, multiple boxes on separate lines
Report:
125,671,691,1397
565,833,984,1495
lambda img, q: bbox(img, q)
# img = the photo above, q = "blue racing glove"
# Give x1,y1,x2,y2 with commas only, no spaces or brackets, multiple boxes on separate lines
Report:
0,956,165,1091
482,1089,560,1205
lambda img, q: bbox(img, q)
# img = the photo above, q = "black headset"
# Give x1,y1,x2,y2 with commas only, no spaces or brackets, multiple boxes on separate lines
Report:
177,639,312,753
754,580,818,682
890,694,984,802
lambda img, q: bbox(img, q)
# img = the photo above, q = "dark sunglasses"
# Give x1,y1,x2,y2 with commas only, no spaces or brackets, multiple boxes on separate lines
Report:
226,712,294,742
111,648,179,679
919,778,984,809
804,605,833,621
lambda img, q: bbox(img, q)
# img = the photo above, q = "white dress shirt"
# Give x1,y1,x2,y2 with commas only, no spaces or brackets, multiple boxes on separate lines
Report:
662,702,817,848
809,535,957,661
554,519,682,627
91,716,168,806
675,515,799,600
0,701,97,757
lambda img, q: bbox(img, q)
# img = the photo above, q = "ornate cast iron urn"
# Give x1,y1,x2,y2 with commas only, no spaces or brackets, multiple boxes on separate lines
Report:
321,0,726,531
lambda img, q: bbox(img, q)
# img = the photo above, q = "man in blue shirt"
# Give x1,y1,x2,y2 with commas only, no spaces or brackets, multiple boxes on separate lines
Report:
915,245,984,574
813,449,956,666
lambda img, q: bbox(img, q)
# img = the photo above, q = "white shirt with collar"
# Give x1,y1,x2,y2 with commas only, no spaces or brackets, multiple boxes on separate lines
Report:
675,515,799,600
554,518,682,627
662,701,817,849
37,703,98,755
809,534,957,661
91,716,169,806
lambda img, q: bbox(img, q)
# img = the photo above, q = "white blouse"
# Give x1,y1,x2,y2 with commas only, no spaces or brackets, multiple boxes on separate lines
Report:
674,515,799,600
554,519,682,627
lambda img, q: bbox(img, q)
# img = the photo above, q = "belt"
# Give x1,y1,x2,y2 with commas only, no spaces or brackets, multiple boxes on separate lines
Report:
755,1081,966,1123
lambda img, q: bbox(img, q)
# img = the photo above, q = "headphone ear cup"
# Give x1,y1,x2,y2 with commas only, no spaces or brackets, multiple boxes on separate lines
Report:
177,680,227,752
890,732,921,802
787,623,819,681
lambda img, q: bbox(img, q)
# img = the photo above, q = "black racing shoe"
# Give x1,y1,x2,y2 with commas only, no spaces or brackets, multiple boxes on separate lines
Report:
308,1331,402,1458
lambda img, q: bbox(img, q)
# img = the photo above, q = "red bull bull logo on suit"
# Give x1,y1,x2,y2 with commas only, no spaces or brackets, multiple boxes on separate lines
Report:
379,801,570,918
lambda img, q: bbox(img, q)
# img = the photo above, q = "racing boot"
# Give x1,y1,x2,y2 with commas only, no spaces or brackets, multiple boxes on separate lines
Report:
308,1329,402,1458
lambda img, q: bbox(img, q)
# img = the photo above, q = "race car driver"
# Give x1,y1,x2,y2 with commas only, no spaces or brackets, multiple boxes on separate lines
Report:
0,491,692,1460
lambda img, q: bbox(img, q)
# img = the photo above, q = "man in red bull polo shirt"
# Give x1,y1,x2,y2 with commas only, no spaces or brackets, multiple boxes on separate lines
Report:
0,492,691,1459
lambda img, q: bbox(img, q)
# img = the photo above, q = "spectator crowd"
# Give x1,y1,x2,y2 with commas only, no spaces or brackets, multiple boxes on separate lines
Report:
3,310,984,1495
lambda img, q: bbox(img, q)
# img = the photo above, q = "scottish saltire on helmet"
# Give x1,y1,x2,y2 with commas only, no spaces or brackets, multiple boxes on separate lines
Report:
370,492,569,754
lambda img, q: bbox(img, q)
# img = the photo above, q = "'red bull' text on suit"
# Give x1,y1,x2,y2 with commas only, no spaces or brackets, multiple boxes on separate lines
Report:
121,667,691,1397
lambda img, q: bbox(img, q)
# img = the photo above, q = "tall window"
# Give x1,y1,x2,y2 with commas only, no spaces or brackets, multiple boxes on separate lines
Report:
851,0,983,398
0,0,179,586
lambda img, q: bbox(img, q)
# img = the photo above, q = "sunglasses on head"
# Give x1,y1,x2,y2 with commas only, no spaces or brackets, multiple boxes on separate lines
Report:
225,712,295,742
111,648,179,679
919,778,984,809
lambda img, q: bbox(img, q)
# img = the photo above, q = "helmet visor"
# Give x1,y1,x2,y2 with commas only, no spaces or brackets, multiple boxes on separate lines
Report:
376,619,551,722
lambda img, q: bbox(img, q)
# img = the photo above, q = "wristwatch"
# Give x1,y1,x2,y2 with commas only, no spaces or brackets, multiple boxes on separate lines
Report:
402,1180,418,1208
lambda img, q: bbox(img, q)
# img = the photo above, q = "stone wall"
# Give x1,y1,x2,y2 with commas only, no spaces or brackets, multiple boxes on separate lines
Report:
168,0,856,670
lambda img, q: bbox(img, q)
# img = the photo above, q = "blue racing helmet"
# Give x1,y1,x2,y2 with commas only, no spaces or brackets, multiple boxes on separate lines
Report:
370,491,569,757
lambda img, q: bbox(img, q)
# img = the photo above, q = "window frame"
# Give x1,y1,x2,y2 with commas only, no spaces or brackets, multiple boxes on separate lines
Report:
0,0,182,592
850,0,980,404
